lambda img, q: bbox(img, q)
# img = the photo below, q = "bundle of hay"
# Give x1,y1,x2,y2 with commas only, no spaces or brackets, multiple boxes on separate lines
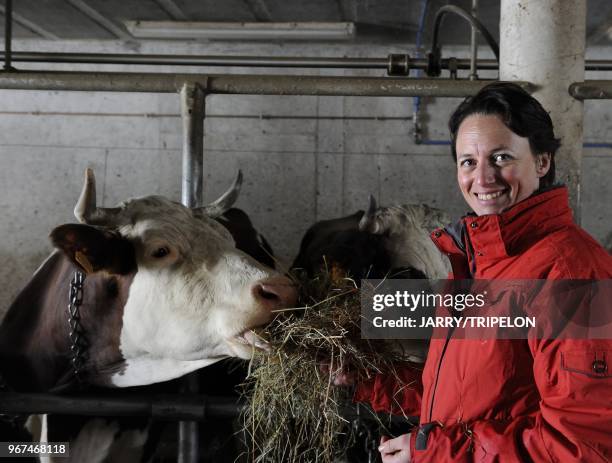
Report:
240,269,414,463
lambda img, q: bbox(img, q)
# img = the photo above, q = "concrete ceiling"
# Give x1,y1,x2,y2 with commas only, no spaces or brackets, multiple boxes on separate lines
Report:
0,0,607,47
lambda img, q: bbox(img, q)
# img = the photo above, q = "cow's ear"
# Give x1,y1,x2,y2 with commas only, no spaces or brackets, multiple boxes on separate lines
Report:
50,224,136,275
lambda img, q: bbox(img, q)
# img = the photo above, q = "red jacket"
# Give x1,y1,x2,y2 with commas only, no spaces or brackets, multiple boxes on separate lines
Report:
355,187,612,462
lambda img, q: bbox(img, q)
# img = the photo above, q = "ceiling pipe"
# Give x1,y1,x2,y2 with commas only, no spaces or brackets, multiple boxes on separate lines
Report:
0,71,533,96
1,52,611,74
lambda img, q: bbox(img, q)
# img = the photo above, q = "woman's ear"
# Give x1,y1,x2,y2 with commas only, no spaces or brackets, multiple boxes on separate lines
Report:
536,153,552,177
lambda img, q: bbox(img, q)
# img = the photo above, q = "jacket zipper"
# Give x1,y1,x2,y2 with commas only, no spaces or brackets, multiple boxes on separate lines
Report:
427,227,474,421
427,328,454,421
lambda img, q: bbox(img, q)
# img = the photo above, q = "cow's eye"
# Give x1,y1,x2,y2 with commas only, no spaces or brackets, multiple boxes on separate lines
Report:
152,246,170,258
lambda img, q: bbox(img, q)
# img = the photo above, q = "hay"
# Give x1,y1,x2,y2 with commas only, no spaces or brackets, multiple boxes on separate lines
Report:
240,268,412,463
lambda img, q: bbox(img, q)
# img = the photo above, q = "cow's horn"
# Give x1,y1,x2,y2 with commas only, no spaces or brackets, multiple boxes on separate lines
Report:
194,170,243,218
74,168,121,225
358,194,381,234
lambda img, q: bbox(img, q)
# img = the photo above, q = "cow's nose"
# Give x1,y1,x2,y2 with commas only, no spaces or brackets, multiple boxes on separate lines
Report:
252,276,298,310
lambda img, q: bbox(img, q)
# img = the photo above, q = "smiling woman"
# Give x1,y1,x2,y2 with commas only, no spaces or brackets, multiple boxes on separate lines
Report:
352,83,612,463
449,82,559,217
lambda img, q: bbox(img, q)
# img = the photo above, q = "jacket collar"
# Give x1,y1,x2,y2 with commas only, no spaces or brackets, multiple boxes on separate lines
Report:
431,186,574,273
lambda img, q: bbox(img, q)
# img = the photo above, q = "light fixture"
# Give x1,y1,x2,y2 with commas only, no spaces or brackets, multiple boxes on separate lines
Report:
124,21,355,41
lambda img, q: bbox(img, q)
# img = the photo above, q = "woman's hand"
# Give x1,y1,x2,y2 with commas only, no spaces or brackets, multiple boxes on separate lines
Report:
319,362,355,386
378,434,411,463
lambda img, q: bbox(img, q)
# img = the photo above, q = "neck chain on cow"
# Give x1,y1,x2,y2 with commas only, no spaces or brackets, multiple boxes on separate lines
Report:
68,270,89,385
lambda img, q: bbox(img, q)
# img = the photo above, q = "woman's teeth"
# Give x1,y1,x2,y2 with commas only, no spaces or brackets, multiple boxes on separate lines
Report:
476,190,504,200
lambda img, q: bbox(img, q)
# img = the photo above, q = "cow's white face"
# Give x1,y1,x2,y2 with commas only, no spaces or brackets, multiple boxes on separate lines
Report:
49,170,296,388
92,196,287,386
359,202,451,279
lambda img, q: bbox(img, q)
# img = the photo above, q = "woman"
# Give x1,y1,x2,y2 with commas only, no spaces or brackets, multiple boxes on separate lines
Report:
353,82,612,462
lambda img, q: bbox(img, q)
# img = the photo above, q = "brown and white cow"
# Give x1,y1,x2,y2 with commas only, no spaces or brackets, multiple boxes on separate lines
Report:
0,168,297,393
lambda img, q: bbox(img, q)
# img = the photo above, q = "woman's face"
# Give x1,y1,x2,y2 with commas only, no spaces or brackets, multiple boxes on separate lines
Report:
455,114,551,216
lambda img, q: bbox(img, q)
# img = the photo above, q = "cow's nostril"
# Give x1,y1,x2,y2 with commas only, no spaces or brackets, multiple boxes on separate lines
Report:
253,276,298,309
257,285,280,301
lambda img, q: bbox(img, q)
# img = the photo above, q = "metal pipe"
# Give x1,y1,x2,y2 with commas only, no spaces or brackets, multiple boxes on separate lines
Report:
0,392,414,425
179,82,207,463
180,82,206,206
0,51,389,69
0,71,533,96
0,51,499,72
1,52,611,72
3,0,12,71
569,80,612,99
469,0,479,80
0,393,239,420
431,4,499,63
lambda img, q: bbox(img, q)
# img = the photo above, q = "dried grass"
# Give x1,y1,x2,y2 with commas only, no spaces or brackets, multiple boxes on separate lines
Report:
240,268,411,463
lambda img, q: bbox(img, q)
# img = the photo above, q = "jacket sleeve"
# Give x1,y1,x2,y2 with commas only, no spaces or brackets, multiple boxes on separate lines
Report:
353,362,423,416
410,337,612,462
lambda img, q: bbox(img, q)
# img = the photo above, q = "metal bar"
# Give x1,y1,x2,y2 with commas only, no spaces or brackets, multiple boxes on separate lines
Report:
469,0,478,80
179,82,207,463
0,71,533,96
0,51,387,69
180,82,206,206
0,51,502,71
0,392,414,425
66,0,132,40
1,52,611,72
569,80,612,99
3,0,11,71
0,393,239,420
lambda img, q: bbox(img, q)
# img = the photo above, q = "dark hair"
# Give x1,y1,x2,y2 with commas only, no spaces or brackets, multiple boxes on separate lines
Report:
448,82,561,188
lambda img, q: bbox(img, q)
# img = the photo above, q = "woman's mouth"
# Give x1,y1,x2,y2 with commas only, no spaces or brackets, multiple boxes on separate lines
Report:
475,190,506,201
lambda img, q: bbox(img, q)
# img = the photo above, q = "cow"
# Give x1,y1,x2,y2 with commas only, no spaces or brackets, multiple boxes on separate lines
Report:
291,197,450,462
292,196,450,365
293,195,450,282
0,168,297,461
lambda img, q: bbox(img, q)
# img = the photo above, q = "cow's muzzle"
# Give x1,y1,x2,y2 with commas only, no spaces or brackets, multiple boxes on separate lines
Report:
252,275,298,311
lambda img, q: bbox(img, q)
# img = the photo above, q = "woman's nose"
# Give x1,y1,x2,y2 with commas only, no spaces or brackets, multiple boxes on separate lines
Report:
475,162,496,185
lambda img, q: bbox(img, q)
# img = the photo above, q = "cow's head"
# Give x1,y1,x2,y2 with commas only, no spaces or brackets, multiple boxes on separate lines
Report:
358,196,451,279
49,169,297,387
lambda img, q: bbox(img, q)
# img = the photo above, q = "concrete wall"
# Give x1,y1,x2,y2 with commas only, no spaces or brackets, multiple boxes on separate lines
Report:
1,40,611,318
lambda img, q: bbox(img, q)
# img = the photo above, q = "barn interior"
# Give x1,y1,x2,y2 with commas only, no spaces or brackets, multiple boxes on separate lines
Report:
1,0,611,461
1,0,611,315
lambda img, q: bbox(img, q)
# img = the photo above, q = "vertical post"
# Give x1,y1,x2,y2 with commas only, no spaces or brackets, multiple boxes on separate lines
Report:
469,0,478,80
181,82,206,207
4,0,12,71
500,0,586,220
178,82,206,463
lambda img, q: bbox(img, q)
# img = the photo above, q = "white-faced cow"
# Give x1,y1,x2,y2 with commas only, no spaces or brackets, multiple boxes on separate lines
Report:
0,169,296,461
291,197,450,461
293,196,450,282
292,197,450,363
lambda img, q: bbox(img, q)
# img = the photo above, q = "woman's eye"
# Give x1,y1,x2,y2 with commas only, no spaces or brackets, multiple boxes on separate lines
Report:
493,153,511,162
152,246,170,258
